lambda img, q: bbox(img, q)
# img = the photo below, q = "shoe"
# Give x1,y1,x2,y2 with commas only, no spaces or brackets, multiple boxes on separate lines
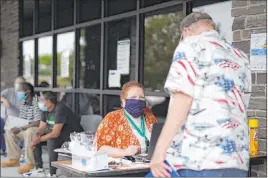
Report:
17,163,35,174
1,159,20,167
23,168,45,177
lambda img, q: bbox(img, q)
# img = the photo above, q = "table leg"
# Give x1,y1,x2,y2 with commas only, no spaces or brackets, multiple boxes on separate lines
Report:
248,164,251,177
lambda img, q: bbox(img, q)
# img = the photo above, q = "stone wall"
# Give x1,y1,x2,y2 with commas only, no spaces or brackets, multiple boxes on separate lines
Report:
232,0,267,177
0,0,19,89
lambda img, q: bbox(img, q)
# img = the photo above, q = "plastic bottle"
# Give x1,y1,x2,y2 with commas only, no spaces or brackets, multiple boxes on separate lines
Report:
249,118,259,156
20,148,26,164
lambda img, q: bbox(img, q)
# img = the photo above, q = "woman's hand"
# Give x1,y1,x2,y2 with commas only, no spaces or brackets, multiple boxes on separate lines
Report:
124,145,139,156
150,153,171,177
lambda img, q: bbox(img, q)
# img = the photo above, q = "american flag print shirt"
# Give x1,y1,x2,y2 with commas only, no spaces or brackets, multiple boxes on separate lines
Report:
164,30,251,171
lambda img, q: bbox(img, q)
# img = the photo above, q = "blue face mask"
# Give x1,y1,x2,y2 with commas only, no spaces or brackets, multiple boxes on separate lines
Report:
17,92,26,101
38,102,48,112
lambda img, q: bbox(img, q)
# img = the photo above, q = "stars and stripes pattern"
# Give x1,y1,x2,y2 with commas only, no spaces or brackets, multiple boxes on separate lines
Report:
165,30,251,171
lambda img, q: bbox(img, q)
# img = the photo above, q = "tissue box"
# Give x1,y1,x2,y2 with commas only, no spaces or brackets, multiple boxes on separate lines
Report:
71,152,109,172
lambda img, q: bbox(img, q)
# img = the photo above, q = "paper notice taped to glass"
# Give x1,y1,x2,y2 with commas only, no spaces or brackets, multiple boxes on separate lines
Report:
108,70,121,88
117,39,130,75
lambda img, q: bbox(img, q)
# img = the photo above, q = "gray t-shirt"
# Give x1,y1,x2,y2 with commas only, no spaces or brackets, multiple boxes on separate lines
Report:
1,88,21,117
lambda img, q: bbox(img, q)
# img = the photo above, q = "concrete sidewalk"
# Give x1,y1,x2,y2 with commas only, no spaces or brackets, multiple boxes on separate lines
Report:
1,151,50,177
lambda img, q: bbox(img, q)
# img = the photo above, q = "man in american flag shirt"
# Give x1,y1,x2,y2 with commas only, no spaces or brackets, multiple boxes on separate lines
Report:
150,12,251,177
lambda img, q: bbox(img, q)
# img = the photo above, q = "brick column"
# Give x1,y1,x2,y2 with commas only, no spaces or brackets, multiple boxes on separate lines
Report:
0,0,20,89
232,0,267,177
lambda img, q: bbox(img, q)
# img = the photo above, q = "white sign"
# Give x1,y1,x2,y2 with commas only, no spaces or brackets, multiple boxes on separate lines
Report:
117,39,130,75
250,33,267,72
61,51,70,77
108,70,121,88
24,55,31,77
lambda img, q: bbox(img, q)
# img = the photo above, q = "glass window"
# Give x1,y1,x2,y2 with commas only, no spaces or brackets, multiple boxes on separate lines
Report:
143,5,184,91
104,17,136,89
57,32,75,88
55,0,74,29
22,40,35,84
104,95,121,115
80,25,101,89
38,0,52,33
21,0,34,37
38,36,53,85
78,0,101,23
141,0,173,8
193,1,233,43
105,0,136,17
146,95,169,122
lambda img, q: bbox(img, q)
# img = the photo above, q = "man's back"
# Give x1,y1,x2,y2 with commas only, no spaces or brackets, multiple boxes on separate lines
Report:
1,88,21,117
165,30,251,171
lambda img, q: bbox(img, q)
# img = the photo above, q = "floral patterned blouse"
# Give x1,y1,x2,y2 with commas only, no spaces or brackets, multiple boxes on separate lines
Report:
95,108,157,151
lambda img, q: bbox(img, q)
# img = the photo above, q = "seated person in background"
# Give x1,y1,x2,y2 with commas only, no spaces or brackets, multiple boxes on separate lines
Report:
1,82,42,174
28,91,83,177
95,81,157,158
0,76,26,154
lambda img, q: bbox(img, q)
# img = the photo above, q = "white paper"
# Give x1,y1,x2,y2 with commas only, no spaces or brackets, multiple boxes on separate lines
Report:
4,116,29,131
61,51,70,77
24,55,31,77
250,33,267,72
108,70,121,88
117,39,130,75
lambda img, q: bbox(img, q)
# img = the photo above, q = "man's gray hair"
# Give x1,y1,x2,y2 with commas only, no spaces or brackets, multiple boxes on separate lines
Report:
16,76,26,82
41,91,58,104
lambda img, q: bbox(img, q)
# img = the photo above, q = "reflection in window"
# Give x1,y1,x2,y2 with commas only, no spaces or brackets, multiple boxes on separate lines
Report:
105,0,136,17
104,17,136,89
38,0,52,33
38,36,52,85
80,25,101,89
146,95,169,122
61,93,100,115
193,1,233,43
78,0,101,23
22,40,35,84
144,8,184,91
22,0,34,37
55,0,74,29
57,32,75,88
104,95,121,115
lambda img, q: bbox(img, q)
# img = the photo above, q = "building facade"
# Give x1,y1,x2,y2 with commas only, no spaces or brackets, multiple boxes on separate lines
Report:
0,0,267,176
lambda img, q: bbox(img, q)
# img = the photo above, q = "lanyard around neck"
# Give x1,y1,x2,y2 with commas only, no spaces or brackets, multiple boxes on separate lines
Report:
123,110,148,141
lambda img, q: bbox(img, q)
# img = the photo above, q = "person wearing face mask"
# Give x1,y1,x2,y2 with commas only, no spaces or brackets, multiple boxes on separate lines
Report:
95,81,157,158
25,91,83,177
1,82,42,174
0,76,25,155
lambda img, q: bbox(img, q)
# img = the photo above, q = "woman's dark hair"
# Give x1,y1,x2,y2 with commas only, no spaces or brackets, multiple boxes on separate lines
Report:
21,82,34,96
41,91,58,104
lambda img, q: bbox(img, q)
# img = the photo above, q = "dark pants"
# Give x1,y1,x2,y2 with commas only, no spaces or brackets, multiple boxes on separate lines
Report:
0,118,6,151
34,135,70,175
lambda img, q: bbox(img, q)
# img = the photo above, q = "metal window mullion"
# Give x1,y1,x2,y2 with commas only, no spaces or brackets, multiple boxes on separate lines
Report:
134,0,140,81
99,0,105,116
74,28,80,114
52,34,57,88
34,38,39,87
33,0,39,34
51,0,55,30
186,1,193,15
19,42,23,76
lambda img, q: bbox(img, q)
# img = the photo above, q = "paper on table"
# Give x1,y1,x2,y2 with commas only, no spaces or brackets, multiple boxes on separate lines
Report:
4,116,29,130
108,70,121,88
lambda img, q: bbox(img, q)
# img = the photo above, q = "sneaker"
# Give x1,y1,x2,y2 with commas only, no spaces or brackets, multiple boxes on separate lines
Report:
0,150,5,155
46,173,57,177
23,168,45,177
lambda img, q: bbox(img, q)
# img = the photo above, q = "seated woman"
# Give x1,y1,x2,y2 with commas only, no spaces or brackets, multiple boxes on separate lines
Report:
95,81,157,158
